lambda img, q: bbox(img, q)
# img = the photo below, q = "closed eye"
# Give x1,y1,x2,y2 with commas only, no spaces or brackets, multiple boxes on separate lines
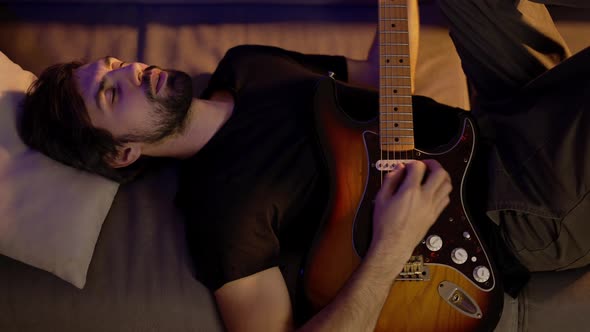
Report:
108,87,117,104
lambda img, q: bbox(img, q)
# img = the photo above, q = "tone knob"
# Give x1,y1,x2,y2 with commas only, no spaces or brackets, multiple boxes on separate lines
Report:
425,235,443,252
473,266,491,283
451,248,468,264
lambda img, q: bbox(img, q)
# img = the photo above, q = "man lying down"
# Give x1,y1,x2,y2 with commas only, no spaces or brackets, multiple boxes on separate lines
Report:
16,0,590,330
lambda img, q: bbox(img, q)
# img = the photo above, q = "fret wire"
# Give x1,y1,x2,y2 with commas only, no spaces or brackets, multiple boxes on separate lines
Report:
381,141,415,144
379,139,415,141
381,136,415,138
380,5,408,8
380,120,413,123
380,142,412,145
380,31,409,34
381,103,413,107
380,43,409,46
380,143,415,146
381,85,411,88
381,65,411,68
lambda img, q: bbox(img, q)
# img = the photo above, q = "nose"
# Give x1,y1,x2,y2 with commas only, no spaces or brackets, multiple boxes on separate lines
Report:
128,63,144,86
113,62,144,86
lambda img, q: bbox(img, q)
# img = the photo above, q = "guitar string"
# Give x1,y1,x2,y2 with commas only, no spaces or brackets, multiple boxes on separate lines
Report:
381,1,412,185
377,1,387,187
384,1,413,184
394,2,410,169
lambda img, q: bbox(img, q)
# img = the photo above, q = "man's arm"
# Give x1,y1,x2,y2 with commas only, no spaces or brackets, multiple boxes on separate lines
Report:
215,160,452,332
215,250,408,332
215,267,294,331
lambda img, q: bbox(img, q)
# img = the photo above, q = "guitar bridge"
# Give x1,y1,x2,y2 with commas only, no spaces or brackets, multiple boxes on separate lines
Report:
396,256,430,281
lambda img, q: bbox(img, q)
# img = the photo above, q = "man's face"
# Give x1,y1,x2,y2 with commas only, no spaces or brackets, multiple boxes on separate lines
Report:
74,56,193,143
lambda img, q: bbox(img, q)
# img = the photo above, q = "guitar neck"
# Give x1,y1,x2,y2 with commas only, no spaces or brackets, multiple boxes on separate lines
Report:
379,0,414,153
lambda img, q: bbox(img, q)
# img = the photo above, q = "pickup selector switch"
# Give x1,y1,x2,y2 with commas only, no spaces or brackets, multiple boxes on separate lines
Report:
425,235,443,252
451,248,468,265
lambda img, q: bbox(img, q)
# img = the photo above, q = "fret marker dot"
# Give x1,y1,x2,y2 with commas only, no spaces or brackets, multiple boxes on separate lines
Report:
391,24,396,28
386,59,390,63
394,107,398,111
394,89,398,93
395,138,400,142
399,59,404,63
394,123,399,127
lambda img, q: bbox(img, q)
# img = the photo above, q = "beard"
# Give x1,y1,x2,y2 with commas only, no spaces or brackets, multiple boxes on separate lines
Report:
138,66,193,143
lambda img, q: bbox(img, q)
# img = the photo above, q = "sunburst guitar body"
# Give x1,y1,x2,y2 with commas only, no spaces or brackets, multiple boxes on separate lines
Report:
302,1,504,331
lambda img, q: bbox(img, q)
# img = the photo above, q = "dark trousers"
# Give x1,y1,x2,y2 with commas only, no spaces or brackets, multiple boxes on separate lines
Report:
438,0,590,272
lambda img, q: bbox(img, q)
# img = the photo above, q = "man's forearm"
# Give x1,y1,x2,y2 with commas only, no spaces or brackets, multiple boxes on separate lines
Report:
298,249,409,332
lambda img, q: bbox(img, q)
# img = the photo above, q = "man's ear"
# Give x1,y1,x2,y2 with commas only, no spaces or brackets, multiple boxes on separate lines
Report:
107,143,142,169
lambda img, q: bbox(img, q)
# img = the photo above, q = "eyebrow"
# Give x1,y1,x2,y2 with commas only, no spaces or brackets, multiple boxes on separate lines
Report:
94,56,116,112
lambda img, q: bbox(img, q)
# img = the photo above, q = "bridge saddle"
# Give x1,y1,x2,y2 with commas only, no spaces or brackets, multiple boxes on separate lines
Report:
397,255,430,281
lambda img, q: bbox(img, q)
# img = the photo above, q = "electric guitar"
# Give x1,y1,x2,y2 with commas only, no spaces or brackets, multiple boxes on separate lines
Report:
303,1,504,330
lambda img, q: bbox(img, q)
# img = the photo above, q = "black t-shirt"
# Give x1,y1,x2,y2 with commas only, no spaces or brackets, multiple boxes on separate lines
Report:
176,45,350,292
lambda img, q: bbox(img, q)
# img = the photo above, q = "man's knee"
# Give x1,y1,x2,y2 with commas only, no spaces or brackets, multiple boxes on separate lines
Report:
501,193,590,272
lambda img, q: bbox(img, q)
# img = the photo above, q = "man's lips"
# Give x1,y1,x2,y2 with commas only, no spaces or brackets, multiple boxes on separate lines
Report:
156,71,167,94
144,68,166,95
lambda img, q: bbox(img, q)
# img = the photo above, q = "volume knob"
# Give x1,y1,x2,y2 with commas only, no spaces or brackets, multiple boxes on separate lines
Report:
425,235,443,252
451,248,468,265
473,266,491,283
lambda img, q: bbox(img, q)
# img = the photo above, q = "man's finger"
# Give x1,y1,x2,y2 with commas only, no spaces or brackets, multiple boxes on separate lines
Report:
399,160,427,190
376,163,406,201
421,159,449,193
435,195,451,217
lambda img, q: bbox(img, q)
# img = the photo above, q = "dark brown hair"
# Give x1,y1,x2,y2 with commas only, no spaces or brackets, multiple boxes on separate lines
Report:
18,61,143,183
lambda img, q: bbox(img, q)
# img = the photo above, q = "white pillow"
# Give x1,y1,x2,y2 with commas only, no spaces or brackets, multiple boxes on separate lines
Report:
0,51,119,288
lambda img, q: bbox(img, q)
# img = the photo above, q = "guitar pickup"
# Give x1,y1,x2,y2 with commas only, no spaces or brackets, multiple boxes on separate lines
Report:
375,159,413,171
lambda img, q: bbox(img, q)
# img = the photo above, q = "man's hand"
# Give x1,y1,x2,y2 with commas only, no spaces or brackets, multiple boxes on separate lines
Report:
370,160,452,272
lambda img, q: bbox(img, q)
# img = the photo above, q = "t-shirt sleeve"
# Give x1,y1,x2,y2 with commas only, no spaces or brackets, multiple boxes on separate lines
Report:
261,45,350,82
181,177,281,291
201,44,349,99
